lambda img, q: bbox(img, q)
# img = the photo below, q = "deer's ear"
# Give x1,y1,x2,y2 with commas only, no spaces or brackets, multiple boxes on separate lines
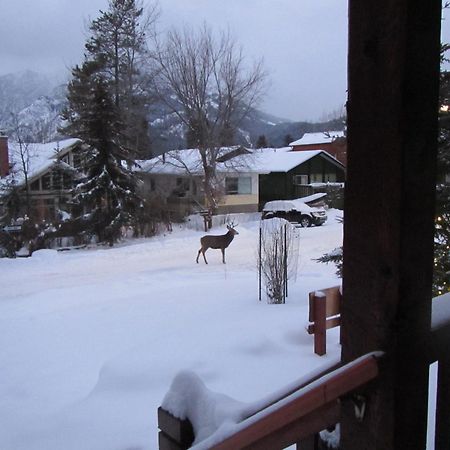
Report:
227,225,231,230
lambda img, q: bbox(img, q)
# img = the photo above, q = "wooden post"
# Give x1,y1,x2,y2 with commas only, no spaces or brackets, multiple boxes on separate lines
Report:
313,294,327,356
435,356,450,450
343,1,441,449
296,433,319,450
158,407,195,450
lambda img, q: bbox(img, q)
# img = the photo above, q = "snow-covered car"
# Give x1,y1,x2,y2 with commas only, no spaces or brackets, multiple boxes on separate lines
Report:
261,199,327,227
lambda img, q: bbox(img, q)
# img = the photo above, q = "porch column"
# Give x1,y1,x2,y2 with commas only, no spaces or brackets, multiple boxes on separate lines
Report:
341,1,441,449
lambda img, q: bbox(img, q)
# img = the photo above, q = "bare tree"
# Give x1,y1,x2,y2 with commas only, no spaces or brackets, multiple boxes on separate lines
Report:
258,219,300,304
151,24,266,213
9,113,36,218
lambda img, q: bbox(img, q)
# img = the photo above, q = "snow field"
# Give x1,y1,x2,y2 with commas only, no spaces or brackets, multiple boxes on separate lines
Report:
0,211,343,450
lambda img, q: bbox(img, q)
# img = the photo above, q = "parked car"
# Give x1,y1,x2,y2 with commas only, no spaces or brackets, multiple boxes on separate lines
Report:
262,199,327,227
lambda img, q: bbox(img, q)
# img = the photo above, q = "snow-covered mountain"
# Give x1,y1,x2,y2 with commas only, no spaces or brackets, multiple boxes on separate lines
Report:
0,71,67,143
0,71,344,153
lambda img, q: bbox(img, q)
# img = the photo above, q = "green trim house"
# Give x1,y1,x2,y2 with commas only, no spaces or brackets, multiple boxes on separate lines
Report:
137,147,346,215
257,150,345,207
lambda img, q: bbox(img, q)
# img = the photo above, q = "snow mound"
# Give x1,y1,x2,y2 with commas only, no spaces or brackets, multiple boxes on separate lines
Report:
162,370,246,444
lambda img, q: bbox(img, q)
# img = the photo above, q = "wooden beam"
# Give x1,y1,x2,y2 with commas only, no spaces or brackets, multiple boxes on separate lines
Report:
343,0,441,449
246,402,340,450
307,317,341,335
210,354,380,450
157,407,194,449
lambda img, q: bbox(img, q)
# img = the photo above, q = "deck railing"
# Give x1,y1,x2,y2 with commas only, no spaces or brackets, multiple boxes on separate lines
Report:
157,293,450,449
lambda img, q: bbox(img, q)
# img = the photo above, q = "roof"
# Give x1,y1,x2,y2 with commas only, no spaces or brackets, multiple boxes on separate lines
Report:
1,138,81,189
137,146,343,176
289,131,345,147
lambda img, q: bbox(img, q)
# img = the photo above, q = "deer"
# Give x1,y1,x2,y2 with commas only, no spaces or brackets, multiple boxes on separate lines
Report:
196,223,239,264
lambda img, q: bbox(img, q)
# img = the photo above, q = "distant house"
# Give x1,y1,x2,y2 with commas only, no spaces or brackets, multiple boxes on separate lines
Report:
254,147,345,208
0,137,346,222
136,146,258,216
289,131,347,166
0,138,86,221
137,146,345,215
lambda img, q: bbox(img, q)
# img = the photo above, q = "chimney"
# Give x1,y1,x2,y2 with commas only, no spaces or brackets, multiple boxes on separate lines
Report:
0,132,9,178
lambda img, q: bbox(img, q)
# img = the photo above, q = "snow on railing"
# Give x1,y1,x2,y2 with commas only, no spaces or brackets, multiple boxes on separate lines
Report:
158,352,382,450
157,293,450,450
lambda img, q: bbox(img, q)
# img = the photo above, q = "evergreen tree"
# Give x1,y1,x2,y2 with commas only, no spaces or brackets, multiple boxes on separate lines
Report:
433,65,450,295
62,65,141,245
83,0,158,157
60,0,159,243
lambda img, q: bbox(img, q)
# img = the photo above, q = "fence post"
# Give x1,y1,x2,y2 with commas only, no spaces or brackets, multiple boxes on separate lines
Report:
314,294,327,356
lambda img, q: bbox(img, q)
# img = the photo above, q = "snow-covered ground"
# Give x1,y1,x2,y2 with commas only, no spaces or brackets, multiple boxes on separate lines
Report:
0,210,344,450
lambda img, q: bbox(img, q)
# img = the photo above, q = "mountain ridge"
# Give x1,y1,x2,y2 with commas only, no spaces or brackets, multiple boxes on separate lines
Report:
0,71,345,154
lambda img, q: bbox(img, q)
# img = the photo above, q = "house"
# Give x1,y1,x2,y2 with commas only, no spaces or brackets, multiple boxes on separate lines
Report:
136,146,260,217
254,147,345,208
0,137,86,221
289,130,347,166
137,146,346,215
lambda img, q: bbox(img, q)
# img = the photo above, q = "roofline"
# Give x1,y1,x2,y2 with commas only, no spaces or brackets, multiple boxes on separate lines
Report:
8,139,83,188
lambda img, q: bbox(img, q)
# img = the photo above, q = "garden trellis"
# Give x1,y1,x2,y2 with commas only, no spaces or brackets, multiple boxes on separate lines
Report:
258,218,300,304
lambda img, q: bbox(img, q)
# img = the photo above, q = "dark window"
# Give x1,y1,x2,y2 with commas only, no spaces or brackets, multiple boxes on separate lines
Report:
30,179,40,191
52,171,62,190
41,173,51,190
225,177,252,195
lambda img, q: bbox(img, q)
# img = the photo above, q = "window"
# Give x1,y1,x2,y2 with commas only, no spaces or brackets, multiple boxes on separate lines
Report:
41,173,51,190
293,174,309,185
30,179,40,191
225,176,252,195
52,171,62,190
174,177,190,197
310,173,322,183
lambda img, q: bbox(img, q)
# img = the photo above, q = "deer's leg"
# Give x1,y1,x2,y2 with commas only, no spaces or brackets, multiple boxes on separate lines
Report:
202,249,208,264
221,248,226,264
196,248,202,263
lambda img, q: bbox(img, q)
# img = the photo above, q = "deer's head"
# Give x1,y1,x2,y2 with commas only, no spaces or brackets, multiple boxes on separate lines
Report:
227,222,239,235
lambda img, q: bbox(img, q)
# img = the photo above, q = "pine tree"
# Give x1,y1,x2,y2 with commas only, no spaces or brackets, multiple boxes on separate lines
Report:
433,66,450,295
83,0,157,157
60,0,158,244
62,65,141,245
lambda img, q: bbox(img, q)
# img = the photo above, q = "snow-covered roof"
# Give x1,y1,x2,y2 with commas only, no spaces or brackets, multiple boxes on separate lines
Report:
137,147,341,176
2,138,81,188
249,148,326,173
289,131,345,147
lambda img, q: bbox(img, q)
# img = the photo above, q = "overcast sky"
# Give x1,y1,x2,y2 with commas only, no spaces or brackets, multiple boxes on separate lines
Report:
1,1,448,122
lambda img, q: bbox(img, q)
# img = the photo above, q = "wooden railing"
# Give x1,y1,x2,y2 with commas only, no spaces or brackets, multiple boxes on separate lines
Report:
307,286,342,356
158,353,381,449
157,293,450,449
